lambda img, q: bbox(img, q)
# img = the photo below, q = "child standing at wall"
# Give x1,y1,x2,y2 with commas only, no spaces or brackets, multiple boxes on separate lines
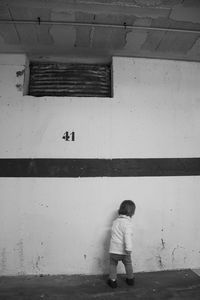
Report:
107,200,136,288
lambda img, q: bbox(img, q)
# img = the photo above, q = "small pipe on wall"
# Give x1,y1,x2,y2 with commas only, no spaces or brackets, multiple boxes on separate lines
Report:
0,19,200,34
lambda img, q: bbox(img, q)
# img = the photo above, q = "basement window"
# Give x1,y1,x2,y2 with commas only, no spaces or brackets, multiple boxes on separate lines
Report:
28,62,112,97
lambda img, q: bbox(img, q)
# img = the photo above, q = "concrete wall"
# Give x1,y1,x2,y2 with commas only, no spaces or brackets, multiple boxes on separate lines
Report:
0,54,200,275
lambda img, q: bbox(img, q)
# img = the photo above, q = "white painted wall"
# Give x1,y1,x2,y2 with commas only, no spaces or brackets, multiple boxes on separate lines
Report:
0,54,200,275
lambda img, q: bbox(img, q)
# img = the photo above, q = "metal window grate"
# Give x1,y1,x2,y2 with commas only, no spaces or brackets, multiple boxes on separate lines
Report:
28,62,111,97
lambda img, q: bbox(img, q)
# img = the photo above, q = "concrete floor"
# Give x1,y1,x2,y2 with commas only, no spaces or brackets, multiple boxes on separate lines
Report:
0,269,200,300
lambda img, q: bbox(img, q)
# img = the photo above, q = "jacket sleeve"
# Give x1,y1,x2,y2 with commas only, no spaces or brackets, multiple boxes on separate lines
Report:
124,222,132,252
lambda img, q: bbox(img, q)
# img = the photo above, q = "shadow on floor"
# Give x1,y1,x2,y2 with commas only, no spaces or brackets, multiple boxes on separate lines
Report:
0,269,200,300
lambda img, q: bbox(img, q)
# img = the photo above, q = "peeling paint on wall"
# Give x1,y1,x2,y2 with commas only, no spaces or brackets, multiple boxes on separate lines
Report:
16,69,25,77
16,240,24,274
16,83,23,91
31,255,45,274
35,255,44,272
156,254,164,269
0,248,7,274
171,245,187,265
161,238,165,249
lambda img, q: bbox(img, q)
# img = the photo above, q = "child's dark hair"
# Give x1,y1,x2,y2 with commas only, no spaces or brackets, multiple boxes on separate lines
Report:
118,200,136,217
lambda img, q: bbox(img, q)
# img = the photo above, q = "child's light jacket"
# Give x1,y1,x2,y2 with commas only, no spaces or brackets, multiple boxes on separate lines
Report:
109,215,133,255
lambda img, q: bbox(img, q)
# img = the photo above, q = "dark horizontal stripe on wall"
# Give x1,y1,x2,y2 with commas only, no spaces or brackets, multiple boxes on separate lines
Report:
0,158,200,177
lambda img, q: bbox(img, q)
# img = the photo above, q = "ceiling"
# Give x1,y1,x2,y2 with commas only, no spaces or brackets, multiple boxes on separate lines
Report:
0,0,200,62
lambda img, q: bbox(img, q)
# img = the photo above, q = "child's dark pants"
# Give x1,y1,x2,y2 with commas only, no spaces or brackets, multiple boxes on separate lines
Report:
109,253,134,280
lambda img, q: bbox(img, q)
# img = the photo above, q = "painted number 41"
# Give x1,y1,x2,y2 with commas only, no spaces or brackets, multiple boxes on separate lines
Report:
62,131,75,141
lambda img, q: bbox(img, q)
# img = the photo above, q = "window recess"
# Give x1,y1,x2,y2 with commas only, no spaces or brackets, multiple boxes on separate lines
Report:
28,62,112,98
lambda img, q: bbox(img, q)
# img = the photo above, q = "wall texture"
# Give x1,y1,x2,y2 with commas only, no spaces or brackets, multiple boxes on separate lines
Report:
0,54,200,275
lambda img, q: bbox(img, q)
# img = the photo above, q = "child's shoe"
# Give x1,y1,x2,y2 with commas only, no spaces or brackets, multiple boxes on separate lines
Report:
107,278,118,288
126,277,135,286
